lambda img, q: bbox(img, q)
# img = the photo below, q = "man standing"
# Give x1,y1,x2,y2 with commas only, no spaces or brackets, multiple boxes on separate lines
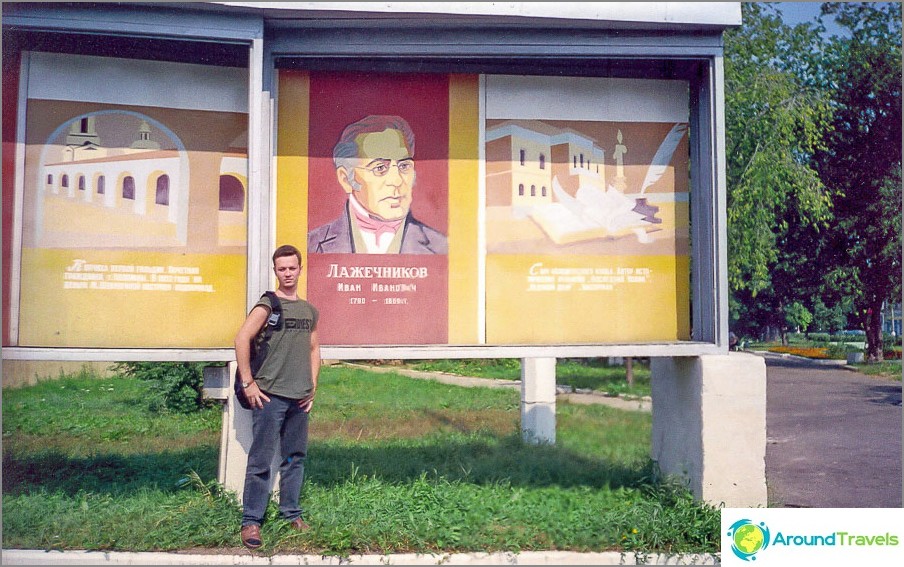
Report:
234,244,321,549
307,114,448,254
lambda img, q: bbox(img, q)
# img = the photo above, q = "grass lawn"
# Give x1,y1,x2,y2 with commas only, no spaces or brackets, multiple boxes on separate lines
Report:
850,360,902,380
1,364,717,556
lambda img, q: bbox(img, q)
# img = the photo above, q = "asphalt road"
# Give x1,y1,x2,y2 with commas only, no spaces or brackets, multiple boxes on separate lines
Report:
764,353,903,508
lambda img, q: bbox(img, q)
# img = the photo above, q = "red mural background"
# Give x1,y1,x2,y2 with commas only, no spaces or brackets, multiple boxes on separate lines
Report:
304,72,450,345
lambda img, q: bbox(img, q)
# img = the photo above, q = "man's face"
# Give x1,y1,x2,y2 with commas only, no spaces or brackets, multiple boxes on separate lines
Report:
345,128,415,221
273,255,300,290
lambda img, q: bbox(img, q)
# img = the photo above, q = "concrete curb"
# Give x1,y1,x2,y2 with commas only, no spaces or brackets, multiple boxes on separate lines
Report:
1,549,721,565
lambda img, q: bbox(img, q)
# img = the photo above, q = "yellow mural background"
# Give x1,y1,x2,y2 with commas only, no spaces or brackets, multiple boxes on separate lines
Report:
18,249,246,347
447,74,481,343
486,254,690,344
276,71,311,294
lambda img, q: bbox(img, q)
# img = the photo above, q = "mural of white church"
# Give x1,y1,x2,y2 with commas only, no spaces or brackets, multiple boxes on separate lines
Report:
36,112,247,248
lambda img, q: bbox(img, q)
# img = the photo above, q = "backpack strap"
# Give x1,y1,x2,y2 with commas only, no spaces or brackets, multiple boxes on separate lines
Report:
249,292,283,378
261,291,283,337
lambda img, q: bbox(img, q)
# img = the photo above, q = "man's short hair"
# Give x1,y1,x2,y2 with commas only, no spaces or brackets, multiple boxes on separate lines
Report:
273,244,302,265
333,115,416,170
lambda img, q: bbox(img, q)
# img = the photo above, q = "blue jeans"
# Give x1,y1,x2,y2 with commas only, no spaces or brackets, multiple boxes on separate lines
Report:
241,393,309,526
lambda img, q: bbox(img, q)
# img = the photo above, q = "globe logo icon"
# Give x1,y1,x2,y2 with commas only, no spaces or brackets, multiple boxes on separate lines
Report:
726,519,770,561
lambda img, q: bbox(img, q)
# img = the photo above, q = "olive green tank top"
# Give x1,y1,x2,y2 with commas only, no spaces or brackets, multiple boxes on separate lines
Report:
252,294,319,400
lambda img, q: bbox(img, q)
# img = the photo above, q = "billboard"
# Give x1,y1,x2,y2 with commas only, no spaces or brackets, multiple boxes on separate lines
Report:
276,71,690,346
9,52,249,348
4,59,691,350
484,76,690,344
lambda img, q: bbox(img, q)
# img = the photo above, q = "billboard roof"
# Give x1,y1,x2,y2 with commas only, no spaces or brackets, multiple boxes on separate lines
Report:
214,1,742,27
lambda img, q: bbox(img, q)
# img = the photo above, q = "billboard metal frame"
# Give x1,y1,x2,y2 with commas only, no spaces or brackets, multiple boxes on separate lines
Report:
1,2,736,362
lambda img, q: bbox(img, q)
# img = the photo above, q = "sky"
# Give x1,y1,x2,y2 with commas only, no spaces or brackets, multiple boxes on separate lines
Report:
772,1,852,37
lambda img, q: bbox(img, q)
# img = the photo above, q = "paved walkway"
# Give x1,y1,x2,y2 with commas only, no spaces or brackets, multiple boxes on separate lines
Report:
762,352,902,508
341,362,653,412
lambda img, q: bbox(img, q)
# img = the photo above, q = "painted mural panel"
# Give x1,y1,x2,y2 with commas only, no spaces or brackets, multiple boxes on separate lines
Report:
9,54,694,351
485,75,691,344
15,53,248,347
278,71,458,345
279,71,691,346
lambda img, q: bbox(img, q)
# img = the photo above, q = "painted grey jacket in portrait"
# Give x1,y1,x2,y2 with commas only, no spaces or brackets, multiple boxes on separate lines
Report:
307,203,448,254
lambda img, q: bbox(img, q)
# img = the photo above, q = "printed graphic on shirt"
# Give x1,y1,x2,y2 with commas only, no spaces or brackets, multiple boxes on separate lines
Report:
284,318,314,331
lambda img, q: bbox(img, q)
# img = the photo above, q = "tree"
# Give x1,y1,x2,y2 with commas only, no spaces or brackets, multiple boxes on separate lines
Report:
811,296,847,334
785,301,813,336
815,2,902,362
723,3,835,335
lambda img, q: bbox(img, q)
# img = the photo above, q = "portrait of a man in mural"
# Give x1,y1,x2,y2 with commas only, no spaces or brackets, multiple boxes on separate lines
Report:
307,114,448,255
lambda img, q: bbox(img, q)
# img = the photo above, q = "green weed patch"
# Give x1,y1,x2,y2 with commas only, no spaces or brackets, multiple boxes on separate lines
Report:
2,365,719,555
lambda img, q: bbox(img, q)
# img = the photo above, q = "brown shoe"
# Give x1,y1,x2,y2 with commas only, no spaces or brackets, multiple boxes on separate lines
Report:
289,517,310,531
241,524,262,549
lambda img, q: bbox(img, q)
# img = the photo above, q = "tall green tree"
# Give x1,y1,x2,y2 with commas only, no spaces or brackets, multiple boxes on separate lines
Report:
723,3,834,337
815,2,902,361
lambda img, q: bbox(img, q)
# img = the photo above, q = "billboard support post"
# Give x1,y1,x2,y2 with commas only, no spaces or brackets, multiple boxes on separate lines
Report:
651,353,768,507
203,363,280,502
520,357,557,445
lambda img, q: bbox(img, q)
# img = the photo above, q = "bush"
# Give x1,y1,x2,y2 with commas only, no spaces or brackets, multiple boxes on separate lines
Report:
808,333,832,343
883,333,902,350
112,362,216,413
825,343,857,359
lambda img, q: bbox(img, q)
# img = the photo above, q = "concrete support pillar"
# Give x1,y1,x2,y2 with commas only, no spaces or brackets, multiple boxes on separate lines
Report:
650,352,767,507
202,363,279,503
520,357,556,445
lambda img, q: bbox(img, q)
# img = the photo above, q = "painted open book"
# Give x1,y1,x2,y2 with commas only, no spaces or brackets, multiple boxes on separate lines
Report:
528,123,686,245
